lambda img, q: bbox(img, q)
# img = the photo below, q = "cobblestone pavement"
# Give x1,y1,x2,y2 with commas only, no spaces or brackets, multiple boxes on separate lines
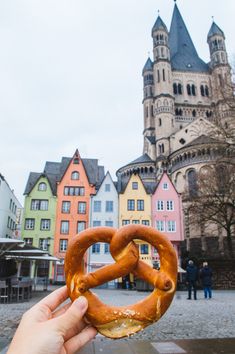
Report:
0,287,235,350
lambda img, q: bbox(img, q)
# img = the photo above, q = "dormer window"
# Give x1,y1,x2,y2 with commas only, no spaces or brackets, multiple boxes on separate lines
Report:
38,182,47,191
71,171,80,180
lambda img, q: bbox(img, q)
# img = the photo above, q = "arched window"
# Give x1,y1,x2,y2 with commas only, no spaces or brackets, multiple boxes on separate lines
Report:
188,170,198,197
71,171,80,180
173,83,177,94
178,83,182,95
192,109,196,117
187,84,191,96
200,85,205,96
38,182,47,191
192,84,196,96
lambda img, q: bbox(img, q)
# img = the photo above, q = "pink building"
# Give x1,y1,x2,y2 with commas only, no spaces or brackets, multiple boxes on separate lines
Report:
152,173,184,264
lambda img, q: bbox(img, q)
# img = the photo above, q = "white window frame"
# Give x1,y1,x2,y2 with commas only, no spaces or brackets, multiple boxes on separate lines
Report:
167,220,176,232
162,182,169,190
166,200,174,211
25,218,35,230
157,200,164,211
156,220,165,231
59,239,68,252
94,201,101,212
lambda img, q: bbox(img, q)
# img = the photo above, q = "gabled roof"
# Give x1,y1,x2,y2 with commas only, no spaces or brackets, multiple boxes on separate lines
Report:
23,172,57,196
24,153,104,196
207,22,225,40
152,16,168,34
169,4,209,73
142,57,153,74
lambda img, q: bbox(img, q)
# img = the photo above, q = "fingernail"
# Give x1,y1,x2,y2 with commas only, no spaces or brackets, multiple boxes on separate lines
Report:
75,296,87,311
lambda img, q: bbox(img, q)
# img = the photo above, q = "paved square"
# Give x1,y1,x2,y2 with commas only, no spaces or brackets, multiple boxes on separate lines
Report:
152,342,186,353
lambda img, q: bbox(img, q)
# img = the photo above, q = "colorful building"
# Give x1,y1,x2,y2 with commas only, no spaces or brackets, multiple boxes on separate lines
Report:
22,173,57,278
151,173,184,265
88,171,118,288
53,150,104,282
0,173,23,239
118,173,152,287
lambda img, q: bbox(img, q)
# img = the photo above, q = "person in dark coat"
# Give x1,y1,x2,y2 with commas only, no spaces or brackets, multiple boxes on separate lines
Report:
200,262,213,299
186,260,198,300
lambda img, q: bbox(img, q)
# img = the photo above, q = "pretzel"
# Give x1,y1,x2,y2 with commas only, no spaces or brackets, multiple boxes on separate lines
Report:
65,224,177,339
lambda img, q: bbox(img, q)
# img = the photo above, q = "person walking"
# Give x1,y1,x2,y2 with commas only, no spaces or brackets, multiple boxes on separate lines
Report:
186,260,198,300
200,261,213,299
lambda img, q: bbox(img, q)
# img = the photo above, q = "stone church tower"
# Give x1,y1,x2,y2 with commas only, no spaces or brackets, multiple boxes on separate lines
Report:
117,2,235,282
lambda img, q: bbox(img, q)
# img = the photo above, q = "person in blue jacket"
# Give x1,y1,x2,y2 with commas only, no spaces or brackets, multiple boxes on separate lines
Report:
186,260,198,300
200,261,213,299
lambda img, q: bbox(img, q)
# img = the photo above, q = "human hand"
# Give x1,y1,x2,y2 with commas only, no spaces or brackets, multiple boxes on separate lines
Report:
7,286,97,354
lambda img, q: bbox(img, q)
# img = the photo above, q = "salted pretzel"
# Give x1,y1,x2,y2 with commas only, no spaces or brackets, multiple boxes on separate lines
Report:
65,224,177,339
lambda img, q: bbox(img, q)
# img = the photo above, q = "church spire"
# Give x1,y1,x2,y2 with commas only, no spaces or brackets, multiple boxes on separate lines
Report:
169,3,208,72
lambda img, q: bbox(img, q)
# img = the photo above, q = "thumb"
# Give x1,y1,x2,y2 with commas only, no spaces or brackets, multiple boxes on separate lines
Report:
54,296,88,334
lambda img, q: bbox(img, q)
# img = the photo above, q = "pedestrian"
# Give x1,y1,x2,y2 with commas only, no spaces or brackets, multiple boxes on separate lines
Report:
186,260,198,300
6,286,97,354
200,261,213,299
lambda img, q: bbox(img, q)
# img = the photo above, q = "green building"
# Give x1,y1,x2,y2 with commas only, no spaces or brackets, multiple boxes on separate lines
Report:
21,173,57,279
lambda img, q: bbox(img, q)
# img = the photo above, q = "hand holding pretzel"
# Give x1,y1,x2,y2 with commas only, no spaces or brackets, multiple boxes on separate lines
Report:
65,225,177,339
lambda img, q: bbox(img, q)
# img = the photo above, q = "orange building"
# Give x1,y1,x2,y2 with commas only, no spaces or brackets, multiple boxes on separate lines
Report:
53,150,104,282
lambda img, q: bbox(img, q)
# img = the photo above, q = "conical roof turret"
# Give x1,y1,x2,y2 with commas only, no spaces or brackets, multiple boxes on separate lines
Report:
142,57,153,74
152,16,168,34
207,22,225,40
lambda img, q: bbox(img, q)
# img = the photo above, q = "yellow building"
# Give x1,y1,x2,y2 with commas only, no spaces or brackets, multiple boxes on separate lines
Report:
119,174,152,267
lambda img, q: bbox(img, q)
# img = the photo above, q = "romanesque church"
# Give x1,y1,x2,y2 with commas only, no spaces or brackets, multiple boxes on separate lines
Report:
117,3,235,284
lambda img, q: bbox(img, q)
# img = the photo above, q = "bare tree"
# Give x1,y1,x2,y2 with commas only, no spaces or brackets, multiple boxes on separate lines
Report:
187,162,235,258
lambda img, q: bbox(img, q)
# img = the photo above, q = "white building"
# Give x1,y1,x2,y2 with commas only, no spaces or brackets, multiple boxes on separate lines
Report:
89,172,118,288
0,173,23,239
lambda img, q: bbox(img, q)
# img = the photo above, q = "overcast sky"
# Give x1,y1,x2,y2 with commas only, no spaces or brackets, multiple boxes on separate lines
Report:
1,0,235,204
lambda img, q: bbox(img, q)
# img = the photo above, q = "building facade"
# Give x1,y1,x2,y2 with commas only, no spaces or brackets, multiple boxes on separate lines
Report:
152,173,184,263
53,150,104,282
0,173,23,239
88,171,118,288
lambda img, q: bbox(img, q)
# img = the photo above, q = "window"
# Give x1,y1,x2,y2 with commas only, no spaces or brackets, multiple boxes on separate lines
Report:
163,182,168,190
105,220,113,227
62,201,71,213
40,219,51,230
39,238,48,251
60,239,68,252
71,171,79,180
122,220,130,225
94,201,101,212
38,182,47,191
127,199,135,211
24,238,33,245
78,202,86,214
9,199,12,210
142,220,150,225
106,201,113,212
92,243,100,253
157,200,164,211
31,199,48,211
25,218,35,230
132,182,138,190
156,220,164,231
137,200,144,211
132,220,140,224
93,220,101,227
104,244,110,253
73,158,79,164
167,220,176,232
140,244,149,254
61,221,69,234
105,184,111,192
166,200,174,211
77,221,86,233
64,186,85,196
188,169,198,197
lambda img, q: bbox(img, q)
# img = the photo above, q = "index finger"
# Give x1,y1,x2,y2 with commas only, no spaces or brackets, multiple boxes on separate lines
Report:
37,286,69,312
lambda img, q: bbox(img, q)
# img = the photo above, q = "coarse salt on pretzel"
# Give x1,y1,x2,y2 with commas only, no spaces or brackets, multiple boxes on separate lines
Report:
65,224,177,339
